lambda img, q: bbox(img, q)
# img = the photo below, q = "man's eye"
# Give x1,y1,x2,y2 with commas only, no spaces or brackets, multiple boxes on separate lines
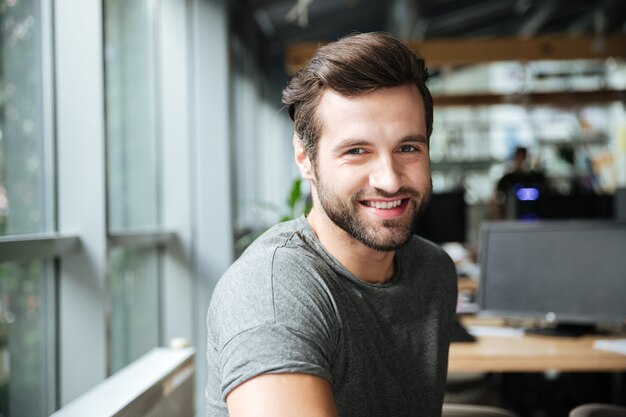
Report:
399,145,418,153
346,148,366,155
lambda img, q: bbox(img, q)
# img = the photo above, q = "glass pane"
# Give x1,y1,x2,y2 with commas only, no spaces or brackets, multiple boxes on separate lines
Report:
109,246,159,373
0,259,52,417
0,0,51,235
104,0,159,231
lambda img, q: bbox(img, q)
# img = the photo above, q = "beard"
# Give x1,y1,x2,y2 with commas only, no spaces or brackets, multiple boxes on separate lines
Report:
314,175,432,252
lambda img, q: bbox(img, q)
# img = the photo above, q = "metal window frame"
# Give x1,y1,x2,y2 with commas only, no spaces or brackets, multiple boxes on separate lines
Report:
0,234,80,263
108,231,176,250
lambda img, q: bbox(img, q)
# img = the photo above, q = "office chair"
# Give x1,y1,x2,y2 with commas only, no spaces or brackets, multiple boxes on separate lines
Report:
442,403,520,417
569,403,626,417
445,371,494,404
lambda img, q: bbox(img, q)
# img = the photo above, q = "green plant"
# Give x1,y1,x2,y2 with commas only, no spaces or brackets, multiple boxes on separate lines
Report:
235,178,312,254
282,178,313,222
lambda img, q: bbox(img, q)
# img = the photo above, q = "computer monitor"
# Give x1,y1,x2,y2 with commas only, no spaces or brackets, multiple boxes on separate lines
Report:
415,189,467,244
616,187,626,222
478,220,626,334
537,193,614,220
511,190,614,221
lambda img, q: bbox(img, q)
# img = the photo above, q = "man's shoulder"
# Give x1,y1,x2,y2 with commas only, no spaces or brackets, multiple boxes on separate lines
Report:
244,217,311,254
212,218,329,305
404,234,448,257
401,235,457,277
208,218,339,350
233,218,322,273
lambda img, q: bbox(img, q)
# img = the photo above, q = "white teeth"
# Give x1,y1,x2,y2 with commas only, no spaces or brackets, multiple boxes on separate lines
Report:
366,199,402,209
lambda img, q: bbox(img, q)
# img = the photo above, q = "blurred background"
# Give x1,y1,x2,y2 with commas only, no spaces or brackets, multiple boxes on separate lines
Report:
0,0,625,416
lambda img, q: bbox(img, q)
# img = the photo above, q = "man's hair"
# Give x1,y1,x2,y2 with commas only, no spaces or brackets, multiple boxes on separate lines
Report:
282,32,433,161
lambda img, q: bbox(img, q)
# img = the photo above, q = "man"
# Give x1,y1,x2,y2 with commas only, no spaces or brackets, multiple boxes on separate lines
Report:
490,146,547,219
206,32,457,417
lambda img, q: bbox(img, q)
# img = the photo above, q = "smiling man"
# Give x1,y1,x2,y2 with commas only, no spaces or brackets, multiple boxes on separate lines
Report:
206,32,457,417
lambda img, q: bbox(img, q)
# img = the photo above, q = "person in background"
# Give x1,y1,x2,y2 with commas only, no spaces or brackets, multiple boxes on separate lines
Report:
205,32,457,417
490,146,546,219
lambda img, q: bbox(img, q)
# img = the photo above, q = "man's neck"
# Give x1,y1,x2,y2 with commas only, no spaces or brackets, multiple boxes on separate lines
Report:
306,209,396,284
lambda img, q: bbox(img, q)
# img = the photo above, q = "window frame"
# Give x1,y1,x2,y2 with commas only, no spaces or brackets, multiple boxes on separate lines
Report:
2,1,233,416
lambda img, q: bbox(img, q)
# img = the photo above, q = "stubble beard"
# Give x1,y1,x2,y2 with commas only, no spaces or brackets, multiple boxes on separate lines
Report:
314,173,432,252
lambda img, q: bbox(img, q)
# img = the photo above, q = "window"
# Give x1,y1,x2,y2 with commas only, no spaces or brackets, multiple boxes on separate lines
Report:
104,0,162,372
104,0,159,232
0,0,52,236
0,0,55,415
108,246,159,373
0,260,53,417
1,0,217,413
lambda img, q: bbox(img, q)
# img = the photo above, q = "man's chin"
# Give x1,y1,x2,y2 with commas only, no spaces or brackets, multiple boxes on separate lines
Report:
357,228,415,252
359,237,412,252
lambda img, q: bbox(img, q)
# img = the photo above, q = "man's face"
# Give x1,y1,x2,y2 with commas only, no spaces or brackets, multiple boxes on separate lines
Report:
310,84,432,252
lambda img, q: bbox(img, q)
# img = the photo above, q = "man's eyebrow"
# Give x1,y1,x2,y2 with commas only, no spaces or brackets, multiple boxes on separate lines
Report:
332,139,372,153
399,134,428,144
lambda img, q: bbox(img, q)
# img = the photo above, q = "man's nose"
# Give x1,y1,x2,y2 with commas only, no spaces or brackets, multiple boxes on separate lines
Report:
369,156,402,194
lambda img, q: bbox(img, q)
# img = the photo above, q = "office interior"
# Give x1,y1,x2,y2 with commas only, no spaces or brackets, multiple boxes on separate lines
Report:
0,0,625,416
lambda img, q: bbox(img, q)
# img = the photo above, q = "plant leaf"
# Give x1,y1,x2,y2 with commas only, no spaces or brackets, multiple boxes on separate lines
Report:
287,178,302,210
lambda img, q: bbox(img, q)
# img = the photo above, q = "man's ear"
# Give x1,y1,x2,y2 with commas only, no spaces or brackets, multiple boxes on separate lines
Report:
293,135,314,180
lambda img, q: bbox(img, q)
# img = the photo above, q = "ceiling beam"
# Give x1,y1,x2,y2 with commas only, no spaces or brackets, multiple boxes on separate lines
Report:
285,34,626,74
433,89,626,107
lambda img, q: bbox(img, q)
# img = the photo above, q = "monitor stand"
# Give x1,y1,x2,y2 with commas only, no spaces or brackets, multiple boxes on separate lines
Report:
525,323,605,337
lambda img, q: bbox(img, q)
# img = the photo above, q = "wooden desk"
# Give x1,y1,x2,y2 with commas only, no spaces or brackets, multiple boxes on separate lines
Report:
448,319,626,373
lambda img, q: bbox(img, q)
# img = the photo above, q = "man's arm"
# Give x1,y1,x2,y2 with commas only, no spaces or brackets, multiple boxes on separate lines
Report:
226,373,339,417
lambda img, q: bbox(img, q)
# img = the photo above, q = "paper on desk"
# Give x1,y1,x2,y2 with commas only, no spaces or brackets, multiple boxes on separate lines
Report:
467,325,524,338
593,339,626,355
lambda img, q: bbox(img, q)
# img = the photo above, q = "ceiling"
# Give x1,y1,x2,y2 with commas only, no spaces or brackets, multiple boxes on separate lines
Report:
230,0,626,85
229,0,626,82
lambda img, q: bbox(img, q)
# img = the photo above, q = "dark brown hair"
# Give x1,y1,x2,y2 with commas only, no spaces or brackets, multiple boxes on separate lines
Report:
282,32,433,161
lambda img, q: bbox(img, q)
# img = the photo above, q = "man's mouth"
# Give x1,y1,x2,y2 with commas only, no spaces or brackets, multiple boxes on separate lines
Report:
361,198,408,210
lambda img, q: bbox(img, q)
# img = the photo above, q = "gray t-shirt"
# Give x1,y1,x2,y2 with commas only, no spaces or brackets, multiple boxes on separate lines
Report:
206,216,457,417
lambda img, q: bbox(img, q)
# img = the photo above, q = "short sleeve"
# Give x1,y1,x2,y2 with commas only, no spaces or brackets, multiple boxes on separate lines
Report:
208,245,340,400
219,323,333,399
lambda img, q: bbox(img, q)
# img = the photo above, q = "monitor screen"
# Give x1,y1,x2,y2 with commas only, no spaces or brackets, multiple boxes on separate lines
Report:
478,221,626,326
